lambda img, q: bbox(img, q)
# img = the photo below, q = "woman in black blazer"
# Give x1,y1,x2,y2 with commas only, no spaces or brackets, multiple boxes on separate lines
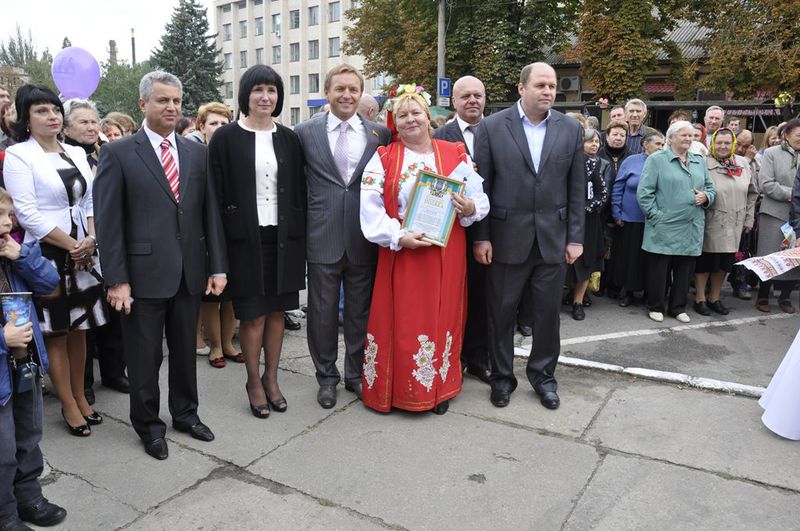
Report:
208,65,306,418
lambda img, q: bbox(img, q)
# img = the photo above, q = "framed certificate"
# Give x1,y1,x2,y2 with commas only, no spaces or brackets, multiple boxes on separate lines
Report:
402,169,465,247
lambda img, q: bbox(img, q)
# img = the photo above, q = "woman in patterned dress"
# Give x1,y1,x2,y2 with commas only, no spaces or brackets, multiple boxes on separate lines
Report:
4,85,107,436
359,86,489,414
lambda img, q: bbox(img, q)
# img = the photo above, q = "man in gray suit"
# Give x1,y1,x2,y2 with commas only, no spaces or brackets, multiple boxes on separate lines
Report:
473,62,585,410
294,64,391,408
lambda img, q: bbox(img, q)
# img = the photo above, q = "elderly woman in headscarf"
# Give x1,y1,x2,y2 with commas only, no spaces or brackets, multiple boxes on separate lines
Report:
637,120,716,323
693,128,757,316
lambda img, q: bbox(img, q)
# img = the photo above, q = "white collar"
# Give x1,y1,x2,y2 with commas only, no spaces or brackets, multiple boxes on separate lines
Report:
143,121,177,147
517,100,551,126
456,115,480,133
327,112,362,133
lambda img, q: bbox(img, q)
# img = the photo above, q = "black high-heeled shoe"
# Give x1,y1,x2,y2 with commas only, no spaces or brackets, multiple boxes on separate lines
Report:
266,394,288,413
84,411,103,425
61,409,91,437
246,385,270,419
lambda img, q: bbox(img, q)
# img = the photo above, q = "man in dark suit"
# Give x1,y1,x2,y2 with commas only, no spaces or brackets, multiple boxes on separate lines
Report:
93,71,227,460
473,62,585,410
294,65,391,409
432,75,492,384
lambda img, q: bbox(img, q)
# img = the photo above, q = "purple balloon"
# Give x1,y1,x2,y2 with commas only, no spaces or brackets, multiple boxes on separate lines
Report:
51,47,101,99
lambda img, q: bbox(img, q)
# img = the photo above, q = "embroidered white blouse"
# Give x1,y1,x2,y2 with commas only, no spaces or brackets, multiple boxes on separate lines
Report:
360,147,489,251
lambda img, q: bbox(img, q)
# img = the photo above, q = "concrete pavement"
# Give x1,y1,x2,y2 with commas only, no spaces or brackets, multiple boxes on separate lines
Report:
36,300,800,530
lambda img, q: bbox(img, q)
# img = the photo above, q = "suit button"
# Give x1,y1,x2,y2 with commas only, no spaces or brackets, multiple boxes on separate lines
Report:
280,215,285,221
279,187,284,193
279,243,284,248
178,209,184,215
176,234,182,240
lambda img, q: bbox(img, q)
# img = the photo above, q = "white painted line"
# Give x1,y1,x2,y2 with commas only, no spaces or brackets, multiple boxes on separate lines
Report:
559,313,795,346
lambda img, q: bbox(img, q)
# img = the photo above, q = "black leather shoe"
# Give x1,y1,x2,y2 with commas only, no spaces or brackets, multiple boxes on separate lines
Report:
344,381,362,399
572,303,585,321
490,388,510,407
539,391,560,410
0,516,32,530
515,324,532,337
144,438,169,460
582,293,592,307
464,365,491,384
618,294,634,307
432,400,449,415
173,421,215,442
18,500,66,527
317,385,337,409
694,301,711,316
283,313,302,331
101,375,130,393
707,300,729,315
84,386,95,406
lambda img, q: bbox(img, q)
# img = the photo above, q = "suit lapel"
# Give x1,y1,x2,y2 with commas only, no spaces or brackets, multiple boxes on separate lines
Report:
134,130,177,203
175,135,192,204
314,112,343,186
350,117,380,186
505,108,536,176
538,112,561,172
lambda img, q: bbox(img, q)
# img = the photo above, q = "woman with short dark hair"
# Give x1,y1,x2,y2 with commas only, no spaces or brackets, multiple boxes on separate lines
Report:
209,66,305,418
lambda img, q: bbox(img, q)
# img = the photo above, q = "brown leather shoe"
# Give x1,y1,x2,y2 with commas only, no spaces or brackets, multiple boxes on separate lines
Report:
755,299,770,313
779,300,796,314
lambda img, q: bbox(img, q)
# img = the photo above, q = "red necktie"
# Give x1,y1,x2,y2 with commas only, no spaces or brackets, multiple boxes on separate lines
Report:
160,138,180,201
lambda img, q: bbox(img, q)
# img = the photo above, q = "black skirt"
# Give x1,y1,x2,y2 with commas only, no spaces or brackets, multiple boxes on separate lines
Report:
695,251,735,273
610,221,646,292
231,225,298,321
569,211,605,283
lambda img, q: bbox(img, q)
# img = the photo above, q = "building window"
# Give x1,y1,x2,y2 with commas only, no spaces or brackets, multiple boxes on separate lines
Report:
352,0,362,7
222,4,231,13
240,50,248,68
255,17,264,36
290,42,300,62
309,105,323,117
239,20,247,38
328,1,341,22
290,107,300,126
222,23,232,41
308,73,320,93
289,10,300,29
224,82,234,99
238,0,246,8
254,0,263,4
272,45,281,64
328,37,340,57
223,53,233,69
290,75,300,95
271,14,281,34
308,39,319,60
308,5,319,25
255,47,265,64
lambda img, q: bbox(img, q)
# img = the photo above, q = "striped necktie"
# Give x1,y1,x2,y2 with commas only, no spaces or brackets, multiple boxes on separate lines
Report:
160,138,180,201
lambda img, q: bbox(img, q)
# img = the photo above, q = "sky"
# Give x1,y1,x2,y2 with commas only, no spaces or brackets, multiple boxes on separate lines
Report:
1,0,216,65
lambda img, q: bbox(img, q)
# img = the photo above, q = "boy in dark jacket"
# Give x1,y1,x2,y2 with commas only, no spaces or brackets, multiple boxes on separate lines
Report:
0,187,65,530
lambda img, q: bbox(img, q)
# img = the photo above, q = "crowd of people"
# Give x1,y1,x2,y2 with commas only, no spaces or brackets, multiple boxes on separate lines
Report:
0,63,799,529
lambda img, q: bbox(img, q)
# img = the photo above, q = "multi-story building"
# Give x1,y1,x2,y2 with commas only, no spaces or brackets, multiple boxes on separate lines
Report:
214,0,386,125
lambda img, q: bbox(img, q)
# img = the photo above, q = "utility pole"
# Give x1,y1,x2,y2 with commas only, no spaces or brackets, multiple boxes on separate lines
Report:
131,28,137,65
437,0,445,80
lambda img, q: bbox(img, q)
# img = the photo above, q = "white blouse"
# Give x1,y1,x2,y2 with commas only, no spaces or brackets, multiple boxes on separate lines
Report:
238,120,278,226
360,147,489,251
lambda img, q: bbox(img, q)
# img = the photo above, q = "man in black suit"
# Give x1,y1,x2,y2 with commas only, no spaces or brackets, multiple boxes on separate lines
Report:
93,71,228,460
473,63,585,410
432,75,492,384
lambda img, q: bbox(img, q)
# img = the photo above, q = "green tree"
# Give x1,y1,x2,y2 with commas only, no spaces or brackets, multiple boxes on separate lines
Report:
150,0,223,114
691,0,800,98
566,0,687,102
0,25,56,91
344,0,579,103
93,60,152,123
62,37,72,49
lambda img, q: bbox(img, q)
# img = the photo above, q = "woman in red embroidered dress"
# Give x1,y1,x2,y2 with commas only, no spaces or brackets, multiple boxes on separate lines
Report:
359,86,489,414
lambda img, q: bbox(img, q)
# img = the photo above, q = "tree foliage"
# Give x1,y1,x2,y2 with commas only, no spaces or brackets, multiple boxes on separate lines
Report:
344,0,579,102
566,0,687,102
150,0,222,114
691,0,800,98
0,25,56,91
93,60,152,123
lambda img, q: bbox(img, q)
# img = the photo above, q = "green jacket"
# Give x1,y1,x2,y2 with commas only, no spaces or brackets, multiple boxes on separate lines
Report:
637,148,716,256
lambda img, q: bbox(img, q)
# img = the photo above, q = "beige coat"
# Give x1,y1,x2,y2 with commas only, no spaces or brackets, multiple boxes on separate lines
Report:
702,154,758,253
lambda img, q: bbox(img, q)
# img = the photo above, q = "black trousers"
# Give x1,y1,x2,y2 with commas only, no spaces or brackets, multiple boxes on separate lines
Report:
0,379,44,521
462,241,490,371
120,280,201,442
486,242,566,394
84,310,126,388
645,252,695,315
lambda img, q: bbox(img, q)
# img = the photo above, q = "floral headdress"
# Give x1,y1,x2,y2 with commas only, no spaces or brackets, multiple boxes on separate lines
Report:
383,83,433,140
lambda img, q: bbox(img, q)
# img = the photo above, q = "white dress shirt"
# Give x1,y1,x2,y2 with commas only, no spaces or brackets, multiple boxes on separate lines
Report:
456,115,479,155
238,120,278,226
517,101,550,173
143,122,180,171
327,112,367,183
